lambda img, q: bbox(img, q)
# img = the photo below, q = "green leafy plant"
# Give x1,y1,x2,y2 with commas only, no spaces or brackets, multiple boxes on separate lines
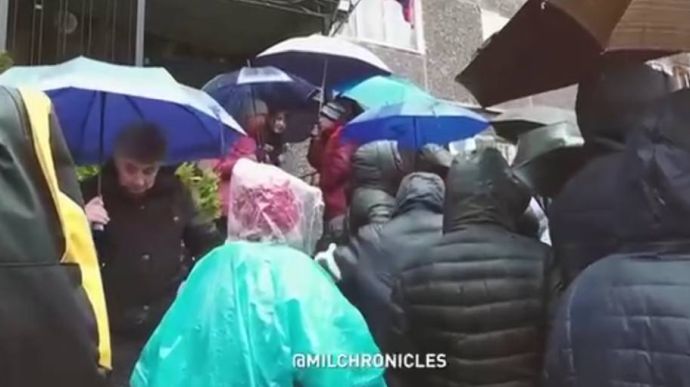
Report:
76,165,101,181
176,162,221,222
0,52,13,74
74,163,220,221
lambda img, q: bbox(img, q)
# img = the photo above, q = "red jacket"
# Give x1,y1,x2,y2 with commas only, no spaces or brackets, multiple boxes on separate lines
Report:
308,125,357,221
215,136,258,216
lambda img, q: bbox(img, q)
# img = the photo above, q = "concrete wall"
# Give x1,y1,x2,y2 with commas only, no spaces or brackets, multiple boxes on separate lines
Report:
354,0,583,110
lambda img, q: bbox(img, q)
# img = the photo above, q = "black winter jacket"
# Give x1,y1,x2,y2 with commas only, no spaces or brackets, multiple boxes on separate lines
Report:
336,172,444,348
82,164,223,338
349,141,407,232
544,94,690,387
390,149,552,387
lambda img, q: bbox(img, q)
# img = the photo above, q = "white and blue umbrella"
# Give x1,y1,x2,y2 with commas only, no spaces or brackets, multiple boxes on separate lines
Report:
0,56,244,165
203,66,317,118
343,99,490,150
254,35,391,92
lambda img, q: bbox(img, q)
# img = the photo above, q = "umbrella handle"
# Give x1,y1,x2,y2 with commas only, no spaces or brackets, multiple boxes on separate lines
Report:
97,92,106,197
319,58,329,109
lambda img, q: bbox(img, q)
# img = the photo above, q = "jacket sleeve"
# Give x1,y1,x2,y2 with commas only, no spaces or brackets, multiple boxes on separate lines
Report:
307,134,325,170
544,249,565,326
180,185,224,261
386,277,424,384
214,137,257,180
321,136,356,193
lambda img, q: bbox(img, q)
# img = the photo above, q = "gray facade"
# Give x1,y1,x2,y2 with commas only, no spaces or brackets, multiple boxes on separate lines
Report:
356,0,540,108
353,0,689,111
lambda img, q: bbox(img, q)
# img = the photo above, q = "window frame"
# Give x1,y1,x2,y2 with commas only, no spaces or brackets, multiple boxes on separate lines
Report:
338,0,426,55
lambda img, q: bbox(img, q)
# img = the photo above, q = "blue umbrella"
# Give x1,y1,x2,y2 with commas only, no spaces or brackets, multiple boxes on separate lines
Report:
343,99,490,150
335,75,434,109
203,66,318,118
0,57,244,165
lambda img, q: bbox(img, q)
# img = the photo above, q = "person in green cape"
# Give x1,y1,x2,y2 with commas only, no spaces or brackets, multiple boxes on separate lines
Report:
131,159,386,387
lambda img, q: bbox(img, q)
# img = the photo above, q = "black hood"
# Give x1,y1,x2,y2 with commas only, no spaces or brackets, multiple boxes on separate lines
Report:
576,63,675,154
351,140,406,194
614,90,690,246
444,149,530,233
393,172,445,216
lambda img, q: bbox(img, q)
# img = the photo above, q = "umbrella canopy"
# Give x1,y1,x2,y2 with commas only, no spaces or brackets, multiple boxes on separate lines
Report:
513,120,586,198
335,75,434,109
457,0,686,106
343,99,490,150
254,35,391,91
203,66,318,118
492,106,577,143
0,57,244,165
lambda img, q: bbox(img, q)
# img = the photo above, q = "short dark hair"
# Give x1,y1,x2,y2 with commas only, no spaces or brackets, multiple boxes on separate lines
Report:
114,122,167,163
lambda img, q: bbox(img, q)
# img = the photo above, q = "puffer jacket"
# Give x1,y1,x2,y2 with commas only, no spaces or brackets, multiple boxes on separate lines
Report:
336,172,444,348
543,126,690,387
308,125,357,221
550,84,685,286
348,141,407,233
389,149,552,387
548,64,674,286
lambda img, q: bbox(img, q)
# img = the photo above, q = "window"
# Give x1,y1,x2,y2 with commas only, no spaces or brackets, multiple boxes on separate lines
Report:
337,0,424,53
480,9,509,41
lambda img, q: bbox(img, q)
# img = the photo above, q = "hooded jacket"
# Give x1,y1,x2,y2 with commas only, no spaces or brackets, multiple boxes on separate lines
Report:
550,85,686,286
336,173,444,347
544,124,690,387
0,87,111,386
389,149,551,387
575,63,675,156
348,141,407,233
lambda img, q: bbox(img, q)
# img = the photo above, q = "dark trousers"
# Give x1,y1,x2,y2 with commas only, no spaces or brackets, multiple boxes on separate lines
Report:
109,335,146,387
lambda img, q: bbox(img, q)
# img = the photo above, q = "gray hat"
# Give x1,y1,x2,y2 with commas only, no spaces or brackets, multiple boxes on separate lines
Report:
320,101,348,122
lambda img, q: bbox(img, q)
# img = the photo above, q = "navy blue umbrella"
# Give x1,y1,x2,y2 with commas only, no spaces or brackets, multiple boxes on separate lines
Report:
0,57,244,165
203,66,318,118
343,99,490,150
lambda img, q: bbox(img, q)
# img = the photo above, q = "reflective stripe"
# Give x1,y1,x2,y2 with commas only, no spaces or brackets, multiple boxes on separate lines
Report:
19,88,112,369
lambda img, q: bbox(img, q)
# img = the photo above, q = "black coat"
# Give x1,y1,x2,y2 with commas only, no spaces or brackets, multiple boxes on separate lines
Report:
390,149,552,387
548,152,624,285
336,172,444,348
544,95,690,387
348,141,407,233
82,164,223,338
550,88,690,286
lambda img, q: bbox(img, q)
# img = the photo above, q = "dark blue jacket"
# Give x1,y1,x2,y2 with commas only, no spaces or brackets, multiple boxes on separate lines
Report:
336,172,444,348
544,126,690,387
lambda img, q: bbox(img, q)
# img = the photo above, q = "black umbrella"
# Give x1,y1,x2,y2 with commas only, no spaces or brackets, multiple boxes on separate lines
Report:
457,0,681,107
492,106,576,144
512,121,586,198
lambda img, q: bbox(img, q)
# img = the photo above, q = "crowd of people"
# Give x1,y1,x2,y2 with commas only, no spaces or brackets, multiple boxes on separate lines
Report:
70,60,690,387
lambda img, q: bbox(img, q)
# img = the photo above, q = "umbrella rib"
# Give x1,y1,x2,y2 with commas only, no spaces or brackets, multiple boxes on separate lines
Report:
80,90,100,163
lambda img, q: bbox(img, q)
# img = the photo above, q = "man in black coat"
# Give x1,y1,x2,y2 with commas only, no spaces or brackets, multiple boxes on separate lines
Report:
549,63,676,285
81,123,223,386
336,172,445,348
544,90,690,386
348,140,407,234
389,149,552,387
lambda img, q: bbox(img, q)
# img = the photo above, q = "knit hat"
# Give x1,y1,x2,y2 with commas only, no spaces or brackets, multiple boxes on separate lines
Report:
320,100,348,122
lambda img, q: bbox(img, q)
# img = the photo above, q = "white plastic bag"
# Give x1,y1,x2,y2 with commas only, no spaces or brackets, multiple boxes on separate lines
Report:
227,159,324,255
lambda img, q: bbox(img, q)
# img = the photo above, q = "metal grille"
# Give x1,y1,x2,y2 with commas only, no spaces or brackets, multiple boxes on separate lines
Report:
6,0,138,65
